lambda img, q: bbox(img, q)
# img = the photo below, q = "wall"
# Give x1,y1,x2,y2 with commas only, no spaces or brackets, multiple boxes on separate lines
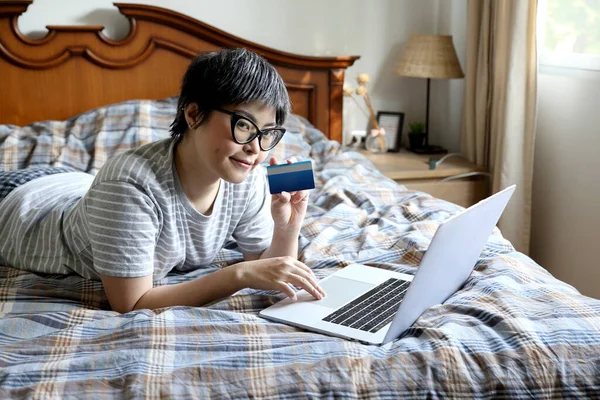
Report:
17,0,466,151
430,0,467,153
531,66,600,299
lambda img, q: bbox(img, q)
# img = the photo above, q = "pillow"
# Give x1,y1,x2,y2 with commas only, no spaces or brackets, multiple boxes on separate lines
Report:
0,97,175,173
0,97,314,173
0,166,78,202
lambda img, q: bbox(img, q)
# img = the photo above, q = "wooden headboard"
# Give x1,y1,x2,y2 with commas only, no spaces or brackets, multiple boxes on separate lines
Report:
0,1,359,143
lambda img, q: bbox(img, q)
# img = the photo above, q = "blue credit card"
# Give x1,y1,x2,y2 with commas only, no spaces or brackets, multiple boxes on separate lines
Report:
266,160,315,195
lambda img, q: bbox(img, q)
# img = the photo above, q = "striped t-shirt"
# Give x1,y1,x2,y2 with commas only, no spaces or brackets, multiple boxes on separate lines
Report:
0,138,274,280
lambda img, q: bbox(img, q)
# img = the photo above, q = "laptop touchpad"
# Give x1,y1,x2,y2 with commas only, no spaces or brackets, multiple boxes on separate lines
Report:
313,276,376,309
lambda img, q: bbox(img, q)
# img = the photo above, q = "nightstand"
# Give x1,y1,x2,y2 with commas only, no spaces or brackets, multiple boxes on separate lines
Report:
359,149,489,208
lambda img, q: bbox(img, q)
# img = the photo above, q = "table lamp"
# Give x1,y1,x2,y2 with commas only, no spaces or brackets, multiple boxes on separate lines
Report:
395,34,464,154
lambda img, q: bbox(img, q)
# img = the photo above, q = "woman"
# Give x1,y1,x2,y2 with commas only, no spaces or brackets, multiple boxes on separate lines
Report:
0,48,326,312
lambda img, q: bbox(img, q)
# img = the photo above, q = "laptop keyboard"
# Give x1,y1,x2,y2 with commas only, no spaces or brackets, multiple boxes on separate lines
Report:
322,278,410,333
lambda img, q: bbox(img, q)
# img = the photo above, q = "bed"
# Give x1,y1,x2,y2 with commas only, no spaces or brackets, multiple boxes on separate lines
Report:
1,1,600,398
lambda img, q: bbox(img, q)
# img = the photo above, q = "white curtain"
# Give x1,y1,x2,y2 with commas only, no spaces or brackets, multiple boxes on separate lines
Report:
462,0,538,254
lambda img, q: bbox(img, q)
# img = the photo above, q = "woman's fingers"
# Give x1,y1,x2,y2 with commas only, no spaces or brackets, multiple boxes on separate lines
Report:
276,281,297,301
289,262,326,298
251,257,326,301
271,156,297,167
288,273,323,300
301,272,327,298
276,191,291,203
291,259,316,278
291,190,309,204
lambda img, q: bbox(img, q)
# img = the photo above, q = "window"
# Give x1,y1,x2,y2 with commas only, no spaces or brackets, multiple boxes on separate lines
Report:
538,0,600,70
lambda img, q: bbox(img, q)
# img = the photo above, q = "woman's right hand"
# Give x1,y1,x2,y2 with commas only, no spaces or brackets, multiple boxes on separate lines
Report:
233,256,326,301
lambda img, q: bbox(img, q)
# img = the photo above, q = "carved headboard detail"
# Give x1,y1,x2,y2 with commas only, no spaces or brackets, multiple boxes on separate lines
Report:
0,1,359,142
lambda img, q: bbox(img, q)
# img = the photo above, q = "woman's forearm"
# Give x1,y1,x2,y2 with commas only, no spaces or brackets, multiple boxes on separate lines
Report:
133,265,243,310
131,228,299,312
260,228,300,260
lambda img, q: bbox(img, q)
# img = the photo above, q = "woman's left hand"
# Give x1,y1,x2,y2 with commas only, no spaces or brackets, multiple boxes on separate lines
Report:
269,156,309,231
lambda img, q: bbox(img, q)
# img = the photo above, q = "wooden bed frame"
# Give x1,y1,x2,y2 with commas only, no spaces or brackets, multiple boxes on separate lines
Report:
0,1,359,143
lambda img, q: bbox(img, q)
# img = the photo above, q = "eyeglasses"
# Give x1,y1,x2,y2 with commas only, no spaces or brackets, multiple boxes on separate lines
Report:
214,108,286,151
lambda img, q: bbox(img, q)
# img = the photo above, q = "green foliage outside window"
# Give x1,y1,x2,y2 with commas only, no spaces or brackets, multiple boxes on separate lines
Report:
543,0,600,55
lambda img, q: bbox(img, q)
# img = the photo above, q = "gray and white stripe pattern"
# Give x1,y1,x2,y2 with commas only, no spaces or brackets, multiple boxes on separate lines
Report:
0,139,273,280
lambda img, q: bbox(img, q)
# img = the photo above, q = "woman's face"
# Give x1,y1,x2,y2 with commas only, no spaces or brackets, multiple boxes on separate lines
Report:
184,101,277,185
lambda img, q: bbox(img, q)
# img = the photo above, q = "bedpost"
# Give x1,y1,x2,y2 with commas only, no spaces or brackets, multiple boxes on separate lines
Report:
329,69,346,145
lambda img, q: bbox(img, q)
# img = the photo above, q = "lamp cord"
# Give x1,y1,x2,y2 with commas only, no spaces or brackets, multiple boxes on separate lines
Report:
438,171,492,183
429,153,470,170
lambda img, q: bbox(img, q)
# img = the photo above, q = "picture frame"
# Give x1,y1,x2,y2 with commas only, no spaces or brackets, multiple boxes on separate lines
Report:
376,111,405,152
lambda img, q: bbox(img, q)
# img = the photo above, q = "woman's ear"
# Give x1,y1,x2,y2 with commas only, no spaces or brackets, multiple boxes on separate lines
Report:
184,103,201,129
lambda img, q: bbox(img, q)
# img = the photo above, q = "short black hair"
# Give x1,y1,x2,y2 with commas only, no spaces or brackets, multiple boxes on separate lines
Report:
170,48,291,141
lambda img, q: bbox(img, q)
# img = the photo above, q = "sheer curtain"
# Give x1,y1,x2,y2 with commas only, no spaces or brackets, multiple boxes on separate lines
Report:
461,0,538,254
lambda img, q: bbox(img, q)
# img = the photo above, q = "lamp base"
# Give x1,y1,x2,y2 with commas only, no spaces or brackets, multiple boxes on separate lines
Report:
408,144,448,155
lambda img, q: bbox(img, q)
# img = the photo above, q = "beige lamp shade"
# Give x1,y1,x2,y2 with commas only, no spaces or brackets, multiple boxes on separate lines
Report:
395,34,464,79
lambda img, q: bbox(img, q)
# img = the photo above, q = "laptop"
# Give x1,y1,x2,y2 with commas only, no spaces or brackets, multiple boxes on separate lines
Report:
259,185,516,345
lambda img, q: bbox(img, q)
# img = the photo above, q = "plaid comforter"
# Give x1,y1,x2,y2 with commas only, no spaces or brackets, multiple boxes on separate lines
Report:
1,99,599,399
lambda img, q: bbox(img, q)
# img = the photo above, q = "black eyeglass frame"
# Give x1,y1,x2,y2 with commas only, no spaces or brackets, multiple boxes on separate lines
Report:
215,108,286,151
